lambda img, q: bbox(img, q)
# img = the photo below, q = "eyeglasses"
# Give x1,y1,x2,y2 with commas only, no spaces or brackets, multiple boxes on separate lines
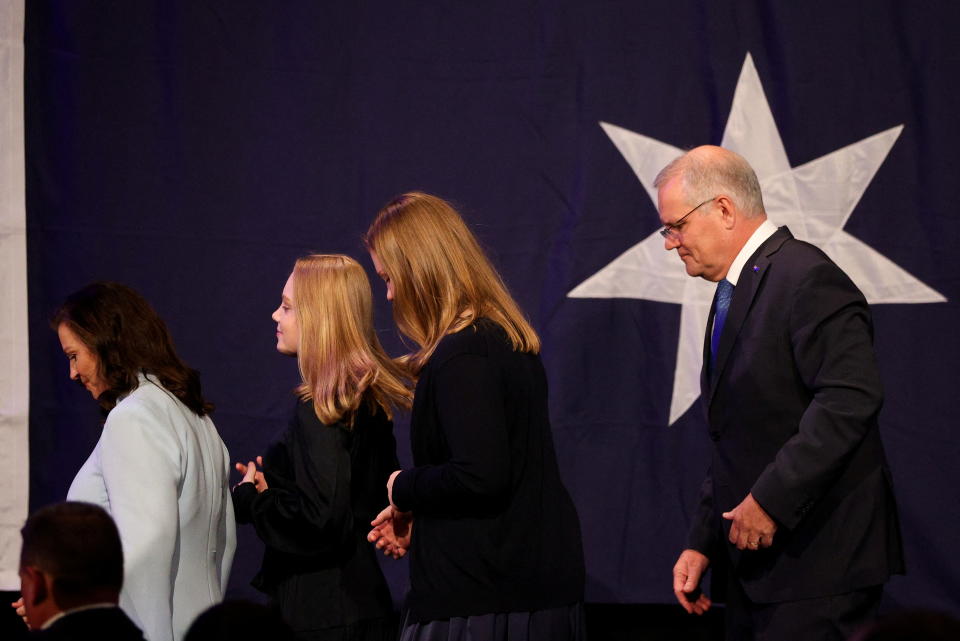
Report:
659,197,716,241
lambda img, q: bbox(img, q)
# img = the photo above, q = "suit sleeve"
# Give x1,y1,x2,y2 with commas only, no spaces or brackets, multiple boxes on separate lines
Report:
231,409,352,555
687,473,719,556
750,261,884,530
391,353,511,515
99,401,181,641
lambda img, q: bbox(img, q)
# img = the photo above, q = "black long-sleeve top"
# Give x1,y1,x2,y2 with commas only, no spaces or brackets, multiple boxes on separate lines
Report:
232,398,398,633
391,318,585,623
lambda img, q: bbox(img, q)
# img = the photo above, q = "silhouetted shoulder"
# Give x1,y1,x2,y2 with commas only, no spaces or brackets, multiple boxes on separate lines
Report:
430,318,511,369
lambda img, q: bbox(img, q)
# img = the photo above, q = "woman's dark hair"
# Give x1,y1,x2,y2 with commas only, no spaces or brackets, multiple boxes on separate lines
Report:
51,282,213,415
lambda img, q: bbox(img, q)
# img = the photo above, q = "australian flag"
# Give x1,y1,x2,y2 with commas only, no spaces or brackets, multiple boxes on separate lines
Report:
5,0,958,616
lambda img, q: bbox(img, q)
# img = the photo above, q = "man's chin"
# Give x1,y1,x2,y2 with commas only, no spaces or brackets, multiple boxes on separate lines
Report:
683,263,702,278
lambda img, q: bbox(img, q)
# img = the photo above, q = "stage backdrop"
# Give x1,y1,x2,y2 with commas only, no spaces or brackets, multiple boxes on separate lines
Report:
18,0,960,614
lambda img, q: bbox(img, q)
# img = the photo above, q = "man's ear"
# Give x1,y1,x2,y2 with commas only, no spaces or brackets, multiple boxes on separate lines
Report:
20,565,50,607
715,195,737,229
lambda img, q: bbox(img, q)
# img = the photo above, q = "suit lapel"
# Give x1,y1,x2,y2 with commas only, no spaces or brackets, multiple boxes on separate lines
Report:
706,227,794,408
701,294,717,395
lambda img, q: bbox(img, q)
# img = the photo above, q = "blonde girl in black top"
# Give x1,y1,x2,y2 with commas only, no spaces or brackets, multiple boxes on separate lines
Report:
233,254,410,641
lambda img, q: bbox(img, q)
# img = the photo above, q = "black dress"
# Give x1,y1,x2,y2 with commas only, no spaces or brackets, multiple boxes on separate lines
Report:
390,319,585,640
232,398,399,641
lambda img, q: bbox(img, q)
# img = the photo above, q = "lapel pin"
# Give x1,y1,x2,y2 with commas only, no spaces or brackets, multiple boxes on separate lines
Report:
752,265,759,272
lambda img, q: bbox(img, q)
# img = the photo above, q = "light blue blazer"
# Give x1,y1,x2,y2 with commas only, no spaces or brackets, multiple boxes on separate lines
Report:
68,373,236,641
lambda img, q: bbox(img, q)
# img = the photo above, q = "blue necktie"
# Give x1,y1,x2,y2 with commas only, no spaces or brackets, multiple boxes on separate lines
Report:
710,279,734,369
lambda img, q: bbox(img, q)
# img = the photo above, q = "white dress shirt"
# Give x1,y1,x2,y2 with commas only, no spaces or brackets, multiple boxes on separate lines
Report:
726,219,779,285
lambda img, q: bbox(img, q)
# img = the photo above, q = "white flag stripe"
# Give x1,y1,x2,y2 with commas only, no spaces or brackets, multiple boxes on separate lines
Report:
0,0,29,591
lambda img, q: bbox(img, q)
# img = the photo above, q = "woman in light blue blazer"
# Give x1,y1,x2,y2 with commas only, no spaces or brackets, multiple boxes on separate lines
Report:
49,282,236,641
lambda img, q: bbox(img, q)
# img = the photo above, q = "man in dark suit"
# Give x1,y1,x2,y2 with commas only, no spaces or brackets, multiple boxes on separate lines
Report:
658,146,904,640
17,502,145,640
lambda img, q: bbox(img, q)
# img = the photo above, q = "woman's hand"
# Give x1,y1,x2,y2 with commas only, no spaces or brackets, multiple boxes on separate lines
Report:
386,469,401,508
11,597,29,629
234,456,268,493
367,505,413,559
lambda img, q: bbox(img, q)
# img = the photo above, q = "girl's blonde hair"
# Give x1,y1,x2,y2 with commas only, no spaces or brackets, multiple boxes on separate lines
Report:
364,192,539,373
292,254,411,425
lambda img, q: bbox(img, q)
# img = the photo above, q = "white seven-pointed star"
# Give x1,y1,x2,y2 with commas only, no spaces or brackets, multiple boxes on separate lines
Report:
568,53,946,425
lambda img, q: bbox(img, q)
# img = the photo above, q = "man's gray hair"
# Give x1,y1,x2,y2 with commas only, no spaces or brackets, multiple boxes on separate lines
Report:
654,147,766,218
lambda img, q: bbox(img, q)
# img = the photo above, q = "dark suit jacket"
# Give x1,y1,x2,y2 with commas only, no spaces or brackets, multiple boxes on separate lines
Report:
31,606,145,641
689,226,904,603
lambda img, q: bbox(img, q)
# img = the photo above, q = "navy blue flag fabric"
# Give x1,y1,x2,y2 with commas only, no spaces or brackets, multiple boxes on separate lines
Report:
24,1,960,613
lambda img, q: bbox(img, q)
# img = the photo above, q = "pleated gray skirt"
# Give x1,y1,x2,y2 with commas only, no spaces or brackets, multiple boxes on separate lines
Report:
398,603,586,641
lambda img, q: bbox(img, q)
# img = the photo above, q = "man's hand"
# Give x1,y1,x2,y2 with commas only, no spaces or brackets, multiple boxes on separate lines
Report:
722,492,776,550
10,597,28,629
672,549,712,615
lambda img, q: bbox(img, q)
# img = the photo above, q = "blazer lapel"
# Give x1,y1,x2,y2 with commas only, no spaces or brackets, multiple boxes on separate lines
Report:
707,227,794,408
